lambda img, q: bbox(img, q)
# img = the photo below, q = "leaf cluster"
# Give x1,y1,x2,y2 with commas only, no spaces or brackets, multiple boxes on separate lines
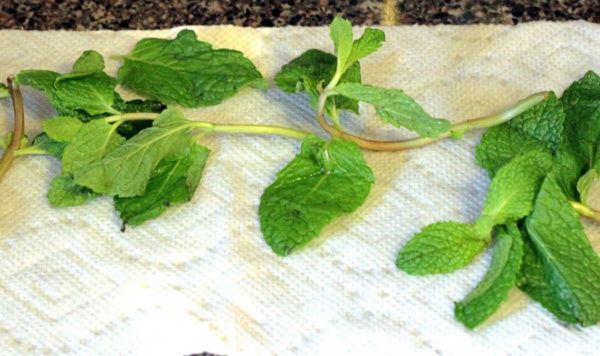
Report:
397,73,600,328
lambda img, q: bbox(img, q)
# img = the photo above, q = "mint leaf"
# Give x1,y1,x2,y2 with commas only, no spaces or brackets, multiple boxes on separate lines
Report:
576,151,600,204
259,136,374,256
329,17,384,74
17,51,121,116
42,116,83,142
334,83,451,137
79,108,194,197
63,120,125,178
47,175,97,207
396,222,487,275
54,72,118,115
576,168,598,204
16,69,59,94
476,93,564,176
185,145,211,192
474,148,553,238
561,71,600,165
454,223,524,329
68,50,105,75
329,16,354,74
525,175,600,325
115,144,209,226
117,29,266,108
275,49,362,115
475,126,543,177
16,69,61,105
345,28,386,67
553,139,585,200
519,228,579,324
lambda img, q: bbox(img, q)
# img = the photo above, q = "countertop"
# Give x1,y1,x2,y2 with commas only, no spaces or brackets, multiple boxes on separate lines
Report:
0,0,599,30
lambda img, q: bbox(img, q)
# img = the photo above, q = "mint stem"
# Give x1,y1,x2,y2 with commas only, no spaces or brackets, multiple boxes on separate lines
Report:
190,121,309,139
570,201,600,222
0,77,25,180
316,91,549,151
104,112,160,123
105,112,310,140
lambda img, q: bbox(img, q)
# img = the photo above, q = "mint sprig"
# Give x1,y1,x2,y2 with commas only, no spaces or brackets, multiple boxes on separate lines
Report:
259,136,374,256
117,29,267,107
1,17,599,332
397,72,600,329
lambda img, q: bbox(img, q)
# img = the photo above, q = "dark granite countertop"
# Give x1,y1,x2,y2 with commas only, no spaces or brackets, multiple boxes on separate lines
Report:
0,0,599,30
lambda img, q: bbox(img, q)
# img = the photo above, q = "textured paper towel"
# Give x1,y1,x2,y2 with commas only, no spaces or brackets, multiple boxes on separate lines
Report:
0,22,600,356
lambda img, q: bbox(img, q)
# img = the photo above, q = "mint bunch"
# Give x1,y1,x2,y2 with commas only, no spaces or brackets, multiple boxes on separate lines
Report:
1,17,598,331
397,73,600,328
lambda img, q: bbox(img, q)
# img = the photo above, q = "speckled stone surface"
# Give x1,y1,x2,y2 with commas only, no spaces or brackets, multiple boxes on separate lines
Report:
398,0,600,25
0,0,599,29
0,0,384,30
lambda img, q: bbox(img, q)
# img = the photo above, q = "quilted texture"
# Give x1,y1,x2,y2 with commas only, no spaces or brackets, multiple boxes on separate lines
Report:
0,23,599,355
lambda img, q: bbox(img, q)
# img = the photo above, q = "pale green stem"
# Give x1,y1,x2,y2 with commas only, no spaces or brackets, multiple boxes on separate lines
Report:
316,91,549,151
330,104,342,130
325,71,343,92
189,121,309,140
106,113,310,140
14,146,48,157
570,201,600,222
104,112,160,123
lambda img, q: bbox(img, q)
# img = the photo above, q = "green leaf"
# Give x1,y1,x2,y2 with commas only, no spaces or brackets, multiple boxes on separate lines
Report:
519,228,579,324
259,136,374,256
329,16,354,74
47,175,97,207
79,108,194,197
63,120,125,179
16,70,61,105
334,83,451,137
345,28,386,67
0,83,8,99
42,116,84,142
396,221,487,275
552,139,585,200
30,133,67,159
577,168,600,204
54,71,119,115
16,69,59,94
114,144,209,226
576,143,600,204
16,51,120,116
474,148,553,238
525,175,600,325
561,71,600,165
274,49,362,115
117,29,266,108
68,50,105,75
475,127,543,177
454,223,524,329
476,93,564,176
185,145,211,192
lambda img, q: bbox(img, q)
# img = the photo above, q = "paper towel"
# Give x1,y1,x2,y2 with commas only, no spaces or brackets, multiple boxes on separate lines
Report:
0,22,599,355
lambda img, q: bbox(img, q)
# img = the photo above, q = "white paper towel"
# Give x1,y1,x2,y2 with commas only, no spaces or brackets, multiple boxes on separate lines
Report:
0,22,599,355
